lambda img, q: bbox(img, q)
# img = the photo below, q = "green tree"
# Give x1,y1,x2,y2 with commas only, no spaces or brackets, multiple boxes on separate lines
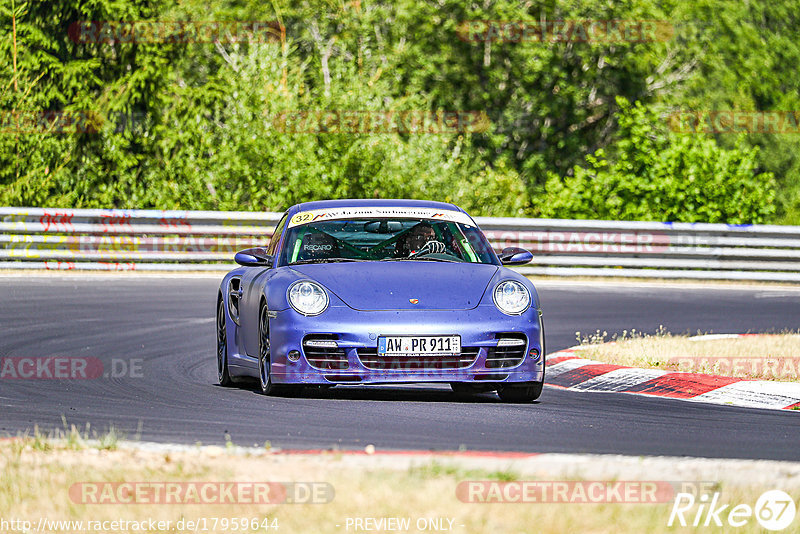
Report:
537,99,776,223
0,0,177,207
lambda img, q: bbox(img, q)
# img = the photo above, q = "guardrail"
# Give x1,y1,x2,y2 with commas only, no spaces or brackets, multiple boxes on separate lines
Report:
2,207,800,282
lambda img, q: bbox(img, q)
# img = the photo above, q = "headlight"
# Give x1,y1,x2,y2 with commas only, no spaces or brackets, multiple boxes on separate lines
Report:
493,280,531,315
287,281,329,316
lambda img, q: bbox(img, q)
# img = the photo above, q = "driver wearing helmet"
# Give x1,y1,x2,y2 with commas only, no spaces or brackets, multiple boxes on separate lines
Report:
397,223,446,257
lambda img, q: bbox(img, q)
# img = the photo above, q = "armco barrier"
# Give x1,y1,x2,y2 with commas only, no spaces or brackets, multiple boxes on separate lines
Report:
0,208,280,271
1,207,800,281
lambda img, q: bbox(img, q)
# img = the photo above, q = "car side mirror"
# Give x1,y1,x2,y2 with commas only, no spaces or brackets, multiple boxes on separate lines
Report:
498,247,533,266
234,248,273,267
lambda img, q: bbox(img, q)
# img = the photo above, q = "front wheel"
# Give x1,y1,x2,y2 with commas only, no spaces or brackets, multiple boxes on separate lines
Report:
497,381,544,403
258,303,279,395
217,299,234,387
258,303,300,397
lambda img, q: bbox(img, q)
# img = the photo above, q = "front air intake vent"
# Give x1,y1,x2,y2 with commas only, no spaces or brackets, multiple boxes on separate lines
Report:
303,334,349,370
357,347,480,370
486,333,527,369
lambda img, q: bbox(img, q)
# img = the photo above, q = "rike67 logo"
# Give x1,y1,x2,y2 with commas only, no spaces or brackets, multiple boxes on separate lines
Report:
668,490,797,531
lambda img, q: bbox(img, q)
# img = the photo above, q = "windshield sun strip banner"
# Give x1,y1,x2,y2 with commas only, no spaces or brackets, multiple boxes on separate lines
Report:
287,207,474,228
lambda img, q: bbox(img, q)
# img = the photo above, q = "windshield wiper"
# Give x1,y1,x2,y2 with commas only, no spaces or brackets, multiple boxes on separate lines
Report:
291,257,366,265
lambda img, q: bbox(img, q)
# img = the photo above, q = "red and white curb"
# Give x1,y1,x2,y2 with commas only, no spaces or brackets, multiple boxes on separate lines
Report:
546,338,800,411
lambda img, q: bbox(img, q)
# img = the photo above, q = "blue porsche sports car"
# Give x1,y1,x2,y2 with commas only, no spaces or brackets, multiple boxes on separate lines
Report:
216,199,545,402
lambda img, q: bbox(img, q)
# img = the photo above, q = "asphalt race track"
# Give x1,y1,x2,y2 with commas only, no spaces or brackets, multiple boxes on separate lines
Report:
1,275,799,460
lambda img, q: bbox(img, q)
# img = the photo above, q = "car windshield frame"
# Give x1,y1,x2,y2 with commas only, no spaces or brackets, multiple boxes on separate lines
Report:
277,216,500,267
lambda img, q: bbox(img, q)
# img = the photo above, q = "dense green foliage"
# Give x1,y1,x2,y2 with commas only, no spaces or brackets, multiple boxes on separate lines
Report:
538,99,777,223
0,0,797,223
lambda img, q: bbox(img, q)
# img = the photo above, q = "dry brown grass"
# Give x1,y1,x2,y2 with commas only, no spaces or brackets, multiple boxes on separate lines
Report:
2,437,799,533
570,331,800,381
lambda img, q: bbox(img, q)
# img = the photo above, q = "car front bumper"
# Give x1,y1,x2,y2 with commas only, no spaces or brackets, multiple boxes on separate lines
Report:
264,304,545,385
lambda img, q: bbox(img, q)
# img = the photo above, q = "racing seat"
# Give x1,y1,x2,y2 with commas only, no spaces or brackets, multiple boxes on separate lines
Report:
297,232,339,261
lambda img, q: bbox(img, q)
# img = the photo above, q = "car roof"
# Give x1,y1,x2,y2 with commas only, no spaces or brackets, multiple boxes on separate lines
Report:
289,198,465,214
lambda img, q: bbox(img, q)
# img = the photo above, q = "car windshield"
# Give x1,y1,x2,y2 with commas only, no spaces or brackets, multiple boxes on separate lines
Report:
280,217,498,265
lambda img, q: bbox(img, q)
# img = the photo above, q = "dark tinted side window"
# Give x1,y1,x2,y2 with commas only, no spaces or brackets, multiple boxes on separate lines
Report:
266,214,288,256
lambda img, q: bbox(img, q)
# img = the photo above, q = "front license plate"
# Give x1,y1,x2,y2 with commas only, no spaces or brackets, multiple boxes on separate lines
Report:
378,335,461,356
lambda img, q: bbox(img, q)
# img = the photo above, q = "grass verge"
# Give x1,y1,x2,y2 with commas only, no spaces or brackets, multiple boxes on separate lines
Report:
2,437,799,533
569,329,800,381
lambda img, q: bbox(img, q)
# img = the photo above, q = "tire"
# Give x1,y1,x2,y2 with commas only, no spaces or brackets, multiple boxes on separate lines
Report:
257,302,278,395
258,302,301,396
216,298,234,387
497,381,543,403
498,321,547,403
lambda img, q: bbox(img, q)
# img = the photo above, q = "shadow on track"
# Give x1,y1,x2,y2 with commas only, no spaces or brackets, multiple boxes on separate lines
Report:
221,380,543,404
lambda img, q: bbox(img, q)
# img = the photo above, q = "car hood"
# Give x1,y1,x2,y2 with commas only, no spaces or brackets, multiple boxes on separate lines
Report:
288,261,499,311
